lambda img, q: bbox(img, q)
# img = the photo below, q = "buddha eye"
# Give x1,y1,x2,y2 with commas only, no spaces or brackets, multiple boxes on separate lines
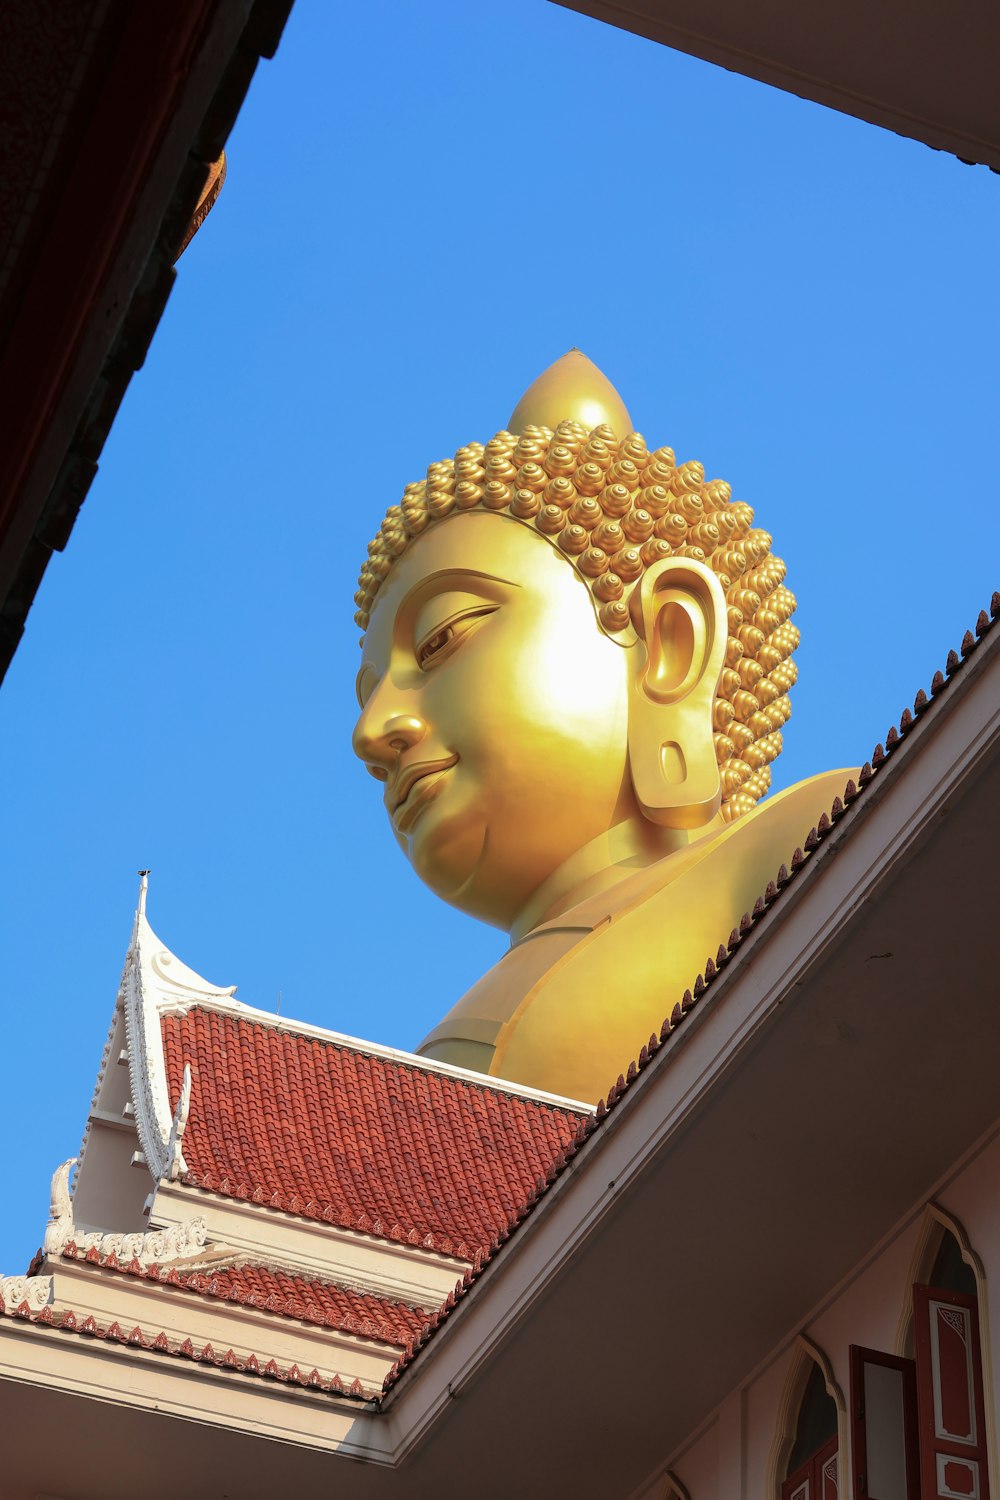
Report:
417,624,453,666
415,606,497,670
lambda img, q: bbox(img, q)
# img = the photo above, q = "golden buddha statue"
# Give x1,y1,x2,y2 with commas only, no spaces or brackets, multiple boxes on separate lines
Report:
352,352,852,1104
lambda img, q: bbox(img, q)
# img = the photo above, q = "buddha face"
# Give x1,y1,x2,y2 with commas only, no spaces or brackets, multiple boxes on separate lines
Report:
353,512,638,929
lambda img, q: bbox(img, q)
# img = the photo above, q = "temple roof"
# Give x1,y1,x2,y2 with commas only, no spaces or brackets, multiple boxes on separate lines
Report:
76,878,592,1262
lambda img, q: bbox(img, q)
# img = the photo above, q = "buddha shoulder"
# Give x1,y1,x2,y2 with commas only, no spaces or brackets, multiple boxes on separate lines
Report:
419,768,854,1104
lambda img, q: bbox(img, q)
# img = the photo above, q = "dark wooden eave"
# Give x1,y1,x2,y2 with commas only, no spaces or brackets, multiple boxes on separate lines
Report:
0,0,293,685
555,0,1000,172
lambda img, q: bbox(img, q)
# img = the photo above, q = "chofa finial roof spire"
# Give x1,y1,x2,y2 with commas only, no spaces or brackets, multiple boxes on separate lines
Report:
507,349,634,438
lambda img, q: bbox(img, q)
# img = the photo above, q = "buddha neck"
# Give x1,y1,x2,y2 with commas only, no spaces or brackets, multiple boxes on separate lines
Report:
509,811,726,944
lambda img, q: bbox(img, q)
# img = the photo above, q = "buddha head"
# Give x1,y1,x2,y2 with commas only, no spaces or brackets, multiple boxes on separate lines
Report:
352,353,798,932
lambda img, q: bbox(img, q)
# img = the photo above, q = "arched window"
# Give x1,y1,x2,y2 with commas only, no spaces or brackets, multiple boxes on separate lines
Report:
913,1229,990,1500
782,1360,840,1499
851,1222,991,1499
898,1212,985,1359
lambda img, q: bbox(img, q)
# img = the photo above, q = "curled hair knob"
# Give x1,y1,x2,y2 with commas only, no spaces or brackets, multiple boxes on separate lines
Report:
510,488,541,518
639,537,672,567
536,503,564,535
572,461,605,496
516,462,547,492
600,482,633,518
599,599,631,632
454,480,482,510
612,546,643,583
578,546,610,577
558,523,589,556
482,480,511,510
544,475,577,508
568,496,601,530
622,507,654,543
593,571,624,603
592,520,624,553
543,443,577,477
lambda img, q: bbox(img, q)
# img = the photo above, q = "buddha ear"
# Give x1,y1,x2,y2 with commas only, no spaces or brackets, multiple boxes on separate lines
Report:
626,557,728,829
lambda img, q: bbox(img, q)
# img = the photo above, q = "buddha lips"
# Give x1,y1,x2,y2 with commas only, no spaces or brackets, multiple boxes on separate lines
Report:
354,420,797,825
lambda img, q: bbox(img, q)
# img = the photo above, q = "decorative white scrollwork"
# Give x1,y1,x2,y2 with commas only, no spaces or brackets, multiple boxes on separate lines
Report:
0,1276,53,1313
123,935,174,1182
43,1159,209,1266
43,1158,76,1255
50,1157,74,1223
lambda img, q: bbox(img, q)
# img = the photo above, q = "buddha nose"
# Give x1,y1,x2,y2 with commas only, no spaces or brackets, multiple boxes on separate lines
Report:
352,709,427,779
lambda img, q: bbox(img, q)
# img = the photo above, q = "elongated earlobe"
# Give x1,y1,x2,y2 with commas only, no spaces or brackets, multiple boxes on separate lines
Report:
627,559,727,829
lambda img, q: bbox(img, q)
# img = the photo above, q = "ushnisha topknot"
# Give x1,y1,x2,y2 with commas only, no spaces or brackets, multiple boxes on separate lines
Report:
354,419,798,824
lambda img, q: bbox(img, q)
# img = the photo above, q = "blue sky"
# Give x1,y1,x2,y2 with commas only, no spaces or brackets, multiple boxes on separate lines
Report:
2,0,997,1270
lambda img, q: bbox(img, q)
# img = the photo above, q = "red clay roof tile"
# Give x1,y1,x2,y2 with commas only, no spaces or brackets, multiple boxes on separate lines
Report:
161,1008,588,1255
